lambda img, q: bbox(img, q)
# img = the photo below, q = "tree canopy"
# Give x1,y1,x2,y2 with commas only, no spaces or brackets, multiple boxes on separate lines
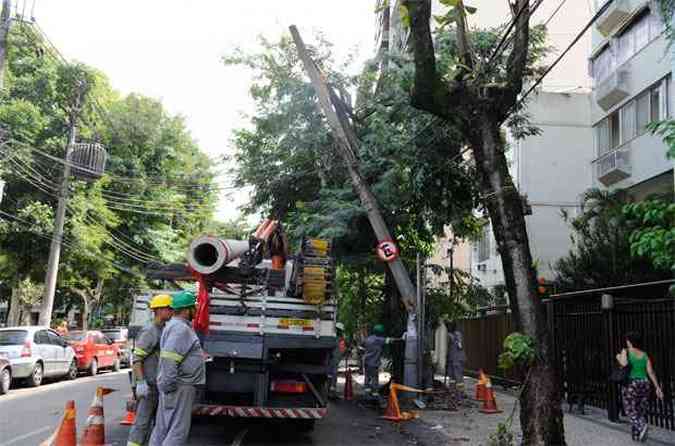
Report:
0,22,219,326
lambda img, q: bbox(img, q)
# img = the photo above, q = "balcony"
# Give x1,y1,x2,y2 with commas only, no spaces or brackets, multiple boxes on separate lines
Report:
595,69,630,111
596,0,633,36
595,147,632,186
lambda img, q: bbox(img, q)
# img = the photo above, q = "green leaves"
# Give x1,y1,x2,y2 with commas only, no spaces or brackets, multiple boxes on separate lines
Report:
648,120,675,159
624,200,675,271
498,332,535,371
555,190,671,292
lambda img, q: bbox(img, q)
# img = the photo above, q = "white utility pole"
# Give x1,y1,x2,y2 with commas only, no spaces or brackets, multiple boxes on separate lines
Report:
0,0,11,91
290,25,420,389
39,81,85,327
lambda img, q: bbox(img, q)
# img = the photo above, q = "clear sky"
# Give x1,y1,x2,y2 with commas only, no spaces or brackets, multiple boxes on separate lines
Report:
31,0,377,221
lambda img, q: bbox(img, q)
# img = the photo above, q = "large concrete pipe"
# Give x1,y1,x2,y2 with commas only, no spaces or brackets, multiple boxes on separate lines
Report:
187,236,250,275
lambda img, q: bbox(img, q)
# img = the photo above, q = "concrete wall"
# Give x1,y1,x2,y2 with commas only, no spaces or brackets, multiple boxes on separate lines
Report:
518,92,595,278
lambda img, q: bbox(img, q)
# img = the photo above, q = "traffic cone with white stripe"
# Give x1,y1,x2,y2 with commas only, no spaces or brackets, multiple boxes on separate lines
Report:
80,387,116,446
479,378,502,414
475,369,488,401
40,400,77,446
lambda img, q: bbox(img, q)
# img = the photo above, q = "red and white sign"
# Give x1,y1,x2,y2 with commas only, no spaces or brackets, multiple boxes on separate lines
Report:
376,240,399,262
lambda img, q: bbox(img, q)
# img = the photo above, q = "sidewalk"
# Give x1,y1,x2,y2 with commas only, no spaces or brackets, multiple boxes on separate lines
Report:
414,377,675,445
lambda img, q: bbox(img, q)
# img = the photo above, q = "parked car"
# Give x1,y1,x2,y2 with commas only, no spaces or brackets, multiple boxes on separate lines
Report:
0,357,11,394
66,330,120,375
0,326,78,387
101,327,130,367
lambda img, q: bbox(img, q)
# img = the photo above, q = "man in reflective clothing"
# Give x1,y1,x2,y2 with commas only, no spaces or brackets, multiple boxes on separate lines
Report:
127,294,174,446
362,324,398,395
149,291,206,446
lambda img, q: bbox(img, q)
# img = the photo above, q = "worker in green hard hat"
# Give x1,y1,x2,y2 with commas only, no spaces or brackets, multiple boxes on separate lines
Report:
150,291,205,446
127,294,173,446
362,324,400,395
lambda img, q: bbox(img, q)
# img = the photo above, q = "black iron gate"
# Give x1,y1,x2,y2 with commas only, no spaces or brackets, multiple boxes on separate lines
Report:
551,281,675,430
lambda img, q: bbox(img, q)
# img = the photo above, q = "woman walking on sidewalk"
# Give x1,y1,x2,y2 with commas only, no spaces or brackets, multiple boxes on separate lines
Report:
616,332,664,442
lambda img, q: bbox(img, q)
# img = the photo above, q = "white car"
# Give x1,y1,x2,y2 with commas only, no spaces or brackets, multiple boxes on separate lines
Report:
0,326,78,387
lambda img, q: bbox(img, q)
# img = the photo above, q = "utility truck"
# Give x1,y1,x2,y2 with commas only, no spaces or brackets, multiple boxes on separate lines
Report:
129,221,336,431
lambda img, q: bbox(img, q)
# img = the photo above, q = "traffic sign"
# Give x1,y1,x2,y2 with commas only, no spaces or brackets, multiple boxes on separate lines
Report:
376,240,399,262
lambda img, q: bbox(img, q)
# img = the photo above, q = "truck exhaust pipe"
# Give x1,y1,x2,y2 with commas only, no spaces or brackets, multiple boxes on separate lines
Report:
187,236,250,275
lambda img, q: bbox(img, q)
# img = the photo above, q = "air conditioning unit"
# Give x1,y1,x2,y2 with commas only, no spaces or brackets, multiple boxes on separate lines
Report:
596,148,632,186
596,69,630,111
596,0,632,37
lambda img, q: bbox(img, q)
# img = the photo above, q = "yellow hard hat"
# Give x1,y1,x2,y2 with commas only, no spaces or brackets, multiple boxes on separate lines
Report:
149,294,172,309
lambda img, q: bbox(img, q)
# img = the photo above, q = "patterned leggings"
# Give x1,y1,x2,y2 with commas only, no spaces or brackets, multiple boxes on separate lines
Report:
622,380,651,436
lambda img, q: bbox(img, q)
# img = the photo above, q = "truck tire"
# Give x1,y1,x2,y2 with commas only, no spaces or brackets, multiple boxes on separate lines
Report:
295,419,315,433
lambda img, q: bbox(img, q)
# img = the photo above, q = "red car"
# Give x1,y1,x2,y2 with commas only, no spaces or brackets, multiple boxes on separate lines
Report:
66,331,120,375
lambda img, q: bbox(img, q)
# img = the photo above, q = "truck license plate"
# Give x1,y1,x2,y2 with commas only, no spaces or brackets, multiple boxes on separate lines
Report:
279,319,312,327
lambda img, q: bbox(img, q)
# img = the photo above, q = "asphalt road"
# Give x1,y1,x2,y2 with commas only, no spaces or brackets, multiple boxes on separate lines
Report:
0,369,132,446
0,371,417,446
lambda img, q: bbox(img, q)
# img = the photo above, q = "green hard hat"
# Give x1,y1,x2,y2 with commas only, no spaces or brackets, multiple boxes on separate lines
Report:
373,324,385,335
171,290,197,310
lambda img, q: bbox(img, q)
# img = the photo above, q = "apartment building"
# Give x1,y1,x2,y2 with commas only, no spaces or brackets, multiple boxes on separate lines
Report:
589,0,673,198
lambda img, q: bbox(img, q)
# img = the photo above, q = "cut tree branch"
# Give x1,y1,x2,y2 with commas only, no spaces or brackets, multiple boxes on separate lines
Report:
501,0,531,117
402,0,451,115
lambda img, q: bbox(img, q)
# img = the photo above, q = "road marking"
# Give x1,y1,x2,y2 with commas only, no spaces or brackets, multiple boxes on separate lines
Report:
2,370,129,402
0,425,51,446
231,428,249,446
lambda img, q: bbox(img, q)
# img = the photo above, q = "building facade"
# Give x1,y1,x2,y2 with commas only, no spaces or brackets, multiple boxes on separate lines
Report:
589,0,673,197
432,1,673,300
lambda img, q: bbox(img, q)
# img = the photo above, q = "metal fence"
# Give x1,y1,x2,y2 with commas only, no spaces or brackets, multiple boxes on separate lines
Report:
460,280,675,430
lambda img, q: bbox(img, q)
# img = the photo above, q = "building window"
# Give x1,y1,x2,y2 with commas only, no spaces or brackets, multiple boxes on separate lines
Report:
636,91,650,134
609,112,620,148
597,119,609,155
621,100,636,142
594,76,671,156
477,226,490,262
592,9,664,83
591,46,613,83
650,87,660,122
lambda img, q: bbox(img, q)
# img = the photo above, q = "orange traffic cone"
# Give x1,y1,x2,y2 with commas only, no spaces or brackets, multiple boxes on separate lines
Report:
120,397,136,426
382,383,404,421
80,387,116,445
480,380,502,414
40,400,77,446
382,383,423,422
344,367,354,401
475,370,488,401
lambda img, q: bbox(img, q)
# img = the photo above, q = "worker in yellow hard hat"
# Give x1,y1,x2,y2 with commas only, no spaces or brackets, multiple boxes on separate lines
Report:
127,294,174,446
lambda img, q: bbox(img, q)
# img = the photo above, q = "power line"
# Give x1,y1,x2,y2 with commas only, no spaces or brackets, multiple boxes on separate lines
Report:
2,142,222,215
510,0,615,116
0,207,145,277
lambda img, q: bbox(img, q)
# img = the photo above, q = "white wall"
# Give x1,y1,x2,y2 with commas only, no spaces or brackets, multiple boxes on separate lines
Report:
470,92,594,285
518,92,595,278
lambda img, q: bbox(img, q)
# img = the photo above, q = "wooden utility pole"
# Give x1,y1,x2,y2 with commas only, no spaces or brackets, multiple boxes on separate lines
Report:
290,25,420,388
0,0,11,91
39,80,86,327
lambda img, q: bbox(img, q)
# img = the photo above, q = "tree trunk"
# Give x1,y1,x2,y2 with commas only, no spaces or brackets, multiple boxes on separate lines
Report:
7,287,20,326
81,296,90,331
469,118,564,444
